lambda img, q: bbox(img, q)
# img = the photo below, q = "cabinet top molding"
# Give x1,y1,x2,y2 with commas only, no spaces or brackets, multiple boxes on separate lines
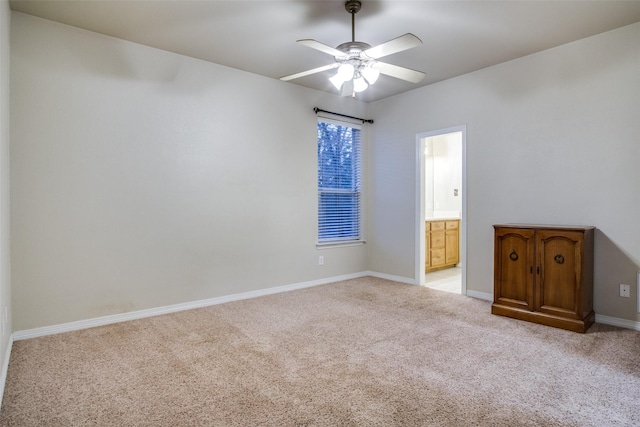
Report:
493,224,595,231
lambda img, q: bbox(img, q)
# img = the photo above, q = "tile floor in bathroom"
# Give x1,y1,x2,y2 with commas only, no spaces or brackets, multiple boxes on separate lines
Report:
424,266,461,294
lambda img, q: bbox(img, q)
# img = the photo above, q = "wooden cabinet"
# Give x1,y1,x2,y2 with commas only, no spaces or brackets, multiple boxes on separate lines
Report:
426,219,459,272
492,224,595,333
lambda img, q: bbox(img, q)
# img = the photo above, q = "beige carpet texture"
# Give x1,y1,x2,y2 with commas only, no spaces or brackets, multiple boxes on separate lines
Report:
1,276,639,426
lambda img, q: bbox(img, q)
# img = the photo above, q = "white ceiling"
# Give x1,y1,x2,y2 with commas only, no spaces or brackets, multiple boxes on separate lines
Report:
9,0,640,102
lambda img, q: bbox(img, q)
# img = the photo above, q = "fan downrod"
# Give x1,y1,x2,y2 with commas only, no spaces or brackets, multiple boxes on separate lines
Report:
345,1,362,43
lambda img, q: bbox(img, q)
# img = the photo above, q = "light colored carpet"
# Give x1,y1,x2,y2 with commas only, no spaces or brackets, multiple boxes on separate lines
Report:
1,276,639,426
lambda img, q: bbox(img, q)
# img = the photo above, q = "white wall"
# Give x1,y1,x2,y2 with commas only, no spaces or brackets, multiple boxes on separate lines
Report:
0,0,12,370
369,23,640,322
10,12,640,330
10,13,369,330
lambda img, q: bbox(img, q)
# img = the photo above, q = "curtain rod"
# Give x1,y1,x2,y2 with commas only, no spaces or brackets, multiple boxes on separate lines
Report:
314,107,374,124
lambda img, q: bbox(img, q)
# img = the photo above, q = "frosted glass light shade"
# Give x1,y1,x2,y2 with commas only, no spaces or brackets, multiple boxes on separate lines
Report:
340,79,354,97
328,63,379,94
353,76,368,93
330,64,355,90
337,63,355,80
362,66,380,84
329,73,345,90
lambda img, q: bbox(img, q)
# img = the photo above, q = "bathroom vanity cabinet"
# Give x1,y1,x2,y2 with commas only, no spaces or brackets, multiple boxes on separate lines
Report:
426,219,460,272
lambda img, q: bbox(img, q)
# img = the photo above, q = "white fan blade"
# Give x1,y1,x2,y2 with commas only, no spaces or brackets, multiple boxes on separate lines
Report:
280,63,339,81
363,33,422,59
373,61,425,83
297,39,348,58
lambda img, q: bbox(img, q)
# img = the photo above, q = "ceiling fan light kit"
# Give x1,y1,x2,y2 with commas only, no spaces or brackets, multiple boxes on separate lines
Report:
280,0,425,97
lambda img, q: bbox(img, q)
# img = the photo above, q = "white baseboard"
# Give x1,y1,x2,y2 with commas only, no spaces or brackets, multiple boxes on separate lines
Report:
13,273,640,342
13,272,370,341
0,334,13,412
465,296,640,331
367,270,496,302
595,314,640,331
366,271,417,285
465,290,493,301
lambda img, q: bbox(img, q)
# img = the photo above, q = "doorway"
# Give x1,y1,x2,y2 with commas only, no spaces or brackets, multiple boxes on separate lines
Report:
415,126,467,294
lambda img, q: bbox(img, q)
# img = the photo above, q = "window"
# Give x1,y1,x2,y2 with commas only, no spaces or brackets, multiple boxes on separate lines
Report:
317,119,361,243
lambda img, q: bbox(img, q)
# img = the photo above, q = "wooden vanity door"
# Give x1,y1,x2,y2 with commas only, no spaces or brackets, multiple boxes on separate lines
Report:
494,227,535,311
445,221,459,265
535,230,583,320
428,221,446,270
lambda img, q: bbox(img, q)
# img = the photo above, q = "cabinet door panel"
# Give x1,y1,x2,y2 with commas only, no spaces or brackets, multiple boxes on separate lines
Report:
536,230,583,318
445,229,459,264
430,221,445,231
445,221,459,230
431,231,445,249
425,231,431,270
494,228,535,310
430,248,445,267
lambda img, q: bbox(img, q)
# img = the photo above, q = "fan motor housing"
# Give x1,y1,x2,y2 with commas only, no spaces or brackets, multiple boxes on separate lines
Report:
336,41,371,58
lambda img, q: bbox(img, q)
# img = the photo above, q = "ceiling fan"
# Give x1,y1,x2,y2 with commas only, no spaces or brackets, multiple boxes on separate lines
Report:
280,0,426,97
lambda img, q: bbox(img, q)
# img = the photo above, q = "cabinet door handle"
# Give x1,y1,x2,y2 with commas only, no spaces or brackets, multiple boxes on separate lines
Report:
537,266,540,274
509,250,518,261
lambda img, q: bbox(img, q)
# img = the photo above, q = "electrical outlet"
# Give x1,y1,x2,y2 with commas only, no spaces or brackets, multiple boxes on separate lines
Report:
620,284,630,298
319,256,324,266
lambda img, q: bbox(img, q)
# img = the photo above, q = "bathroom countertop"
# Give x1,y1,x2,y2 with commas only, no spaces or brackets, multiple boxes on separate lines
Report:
426,217,460,221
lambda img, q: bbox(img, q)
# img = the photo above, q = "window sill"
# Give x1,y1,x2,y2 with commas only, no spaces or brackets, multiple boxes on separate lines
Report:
316,240,366,249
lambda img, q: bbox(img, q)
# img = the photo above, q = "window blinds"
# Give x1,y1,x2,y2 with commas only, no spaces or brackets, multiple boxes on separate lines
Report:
317,120,362,242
